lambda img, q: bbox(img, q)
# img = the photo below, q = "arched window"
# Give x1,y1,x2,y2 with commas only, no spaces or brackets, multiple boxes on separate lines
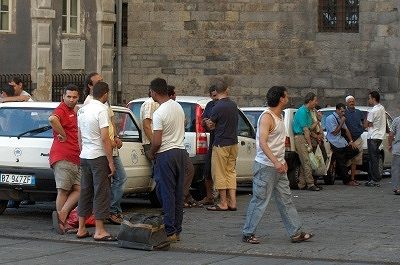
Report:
319,0,359,32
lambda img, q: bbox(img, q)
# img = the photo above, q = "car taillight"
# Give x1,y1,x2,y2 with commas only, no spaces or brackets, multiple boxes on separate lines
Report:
195,105,208,154
285,136,291,151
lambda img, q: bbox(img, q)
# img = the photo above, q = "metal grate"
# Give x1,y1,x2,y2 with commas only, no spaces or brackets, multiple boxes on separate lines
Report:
51,73,86,102
0,73,33,94
319,0,359,32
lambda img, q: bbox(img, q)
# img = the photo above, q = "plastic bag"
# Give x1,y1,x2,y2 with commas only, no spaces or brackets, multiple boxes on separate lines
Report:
66,207,96,228
312,145,327,175
309,150,320,171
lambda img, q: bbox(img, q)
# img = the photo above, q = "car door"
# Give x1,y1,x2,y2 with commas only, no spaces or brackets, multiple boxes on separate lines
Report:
112,108,152,194
235,111,256,182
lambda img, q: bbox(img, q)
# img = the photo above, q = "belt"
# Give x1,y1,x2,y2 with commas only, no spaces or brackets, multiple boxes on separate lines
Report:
294,134,304,136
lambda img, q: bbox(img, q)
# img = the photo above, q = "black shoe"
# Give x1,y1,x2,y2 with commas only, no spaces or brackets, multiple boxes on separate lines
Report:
307,185,320,191
365,181,380,187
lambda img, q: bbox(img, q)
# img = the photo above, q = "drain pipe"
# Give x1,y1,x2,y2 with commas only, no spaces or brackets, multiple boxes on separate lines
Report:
116,0,122,105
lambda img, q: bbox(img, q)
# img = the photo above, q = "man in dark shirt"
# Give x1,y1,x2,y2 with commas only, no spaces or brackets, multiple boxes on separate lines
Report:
204,78,238,211
344,95,364,185
200,85,218,205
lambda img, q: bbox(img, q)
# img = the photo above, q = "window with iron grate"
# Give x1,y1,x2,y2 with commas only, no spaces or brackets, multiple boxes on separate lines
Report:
319,0,359,32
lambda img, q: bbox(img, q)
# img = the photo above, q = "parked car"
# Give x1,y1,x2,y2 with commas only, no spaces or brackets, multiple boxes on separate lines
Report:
319,106,393,184
128,96,257,191
241,107,333,188
0,102,154,214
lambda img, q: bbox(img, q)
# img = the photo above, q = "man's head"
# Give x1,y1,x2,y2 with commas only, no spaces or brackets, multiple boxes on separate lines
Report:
1,84,15,98
335,103,346,117
266,86,288,108
84,72,103,96
210,78,228,96
167,85,176,100
92,81,109,103
9,76,23,95
208,85,218,101
345,95,355,109
63,84,80,108
304,92,318,109
368,91,380,105
149,78,168,102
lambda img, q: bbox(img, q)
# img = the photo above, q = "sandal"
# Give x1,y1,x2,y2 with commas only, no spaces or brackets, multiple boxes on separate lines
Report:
206,204,228,211
394,189,400,195
291,232,314,243
242,234,260,244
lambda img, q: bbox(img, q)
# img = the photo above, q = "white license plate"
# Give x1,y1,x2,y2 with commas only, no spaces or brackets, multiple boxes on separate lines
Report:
0,173,35,185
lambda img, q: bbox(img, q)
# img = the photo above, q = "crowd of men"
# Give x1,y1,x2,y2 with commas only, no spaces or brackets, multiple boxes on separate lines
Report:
1,75,399,245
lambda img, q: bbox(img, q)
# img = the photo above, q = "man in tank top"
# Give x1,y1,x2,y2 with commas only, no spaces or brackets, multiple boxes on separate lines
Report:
242,86,314,244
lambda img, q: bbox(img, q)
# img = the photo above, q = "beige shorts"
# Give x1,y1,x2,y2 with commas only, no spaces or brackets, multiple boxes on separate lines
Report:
211,144,238,190
347,137,363,166
53,160,81,190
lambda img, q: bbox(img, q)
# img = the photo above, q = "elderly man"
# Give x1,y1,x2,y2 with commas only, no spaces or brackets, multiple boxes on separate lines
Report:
344,95,364,186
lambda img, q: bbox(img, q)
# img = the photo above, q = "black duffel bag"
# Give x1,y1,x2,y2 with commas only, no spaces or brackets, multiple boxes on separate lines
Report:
118,213,170,251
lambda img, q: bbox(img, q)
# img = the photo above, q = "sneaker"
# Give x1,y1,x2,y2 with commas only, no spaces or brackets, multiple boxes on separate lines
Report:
108,213,123,225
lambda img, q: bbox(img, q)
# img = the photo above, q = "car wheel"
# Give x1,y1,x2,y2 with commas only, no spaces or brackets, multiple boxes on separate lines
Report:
0,200,7,215
149,188,161,208
324,159,336,185
288,162,300,190
189,179,206,201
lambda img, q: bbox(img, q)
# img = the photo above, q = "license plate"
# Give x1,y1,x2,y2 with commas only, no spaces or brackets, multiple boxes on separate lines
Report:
0,173,35,185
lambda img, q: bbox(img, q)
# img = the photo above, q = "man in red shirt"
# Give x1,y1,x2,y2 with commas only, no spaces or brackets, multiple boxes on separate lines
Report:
49,84,81,234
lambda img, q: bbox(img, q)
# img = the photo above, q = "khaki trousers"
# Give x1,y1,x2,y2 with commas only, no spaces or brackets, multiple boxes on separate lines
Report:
294,135,314,188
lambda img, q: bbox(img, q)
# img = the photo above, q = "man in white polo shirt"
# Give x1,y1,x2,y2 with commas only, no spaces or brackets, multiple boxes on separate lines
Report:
76,81,116,241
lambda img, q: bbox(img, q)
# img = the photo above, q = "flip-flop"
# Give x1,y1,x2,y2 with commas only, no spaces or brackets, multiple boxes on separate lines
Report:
228,206,237,211
291,232,314,243
52,211,65,235
76,231,92,239
93,235,118,242
206,205,228,211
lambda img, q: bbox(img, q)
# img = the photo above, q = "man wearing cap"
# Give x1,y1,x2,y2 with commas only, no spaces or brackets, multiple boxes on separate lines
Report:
344,95,364,186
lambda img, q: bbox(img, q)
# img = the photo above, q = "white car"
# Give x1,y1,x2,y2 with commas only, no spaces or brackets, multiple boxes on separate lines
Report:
0,102,154,214
128,96,257,191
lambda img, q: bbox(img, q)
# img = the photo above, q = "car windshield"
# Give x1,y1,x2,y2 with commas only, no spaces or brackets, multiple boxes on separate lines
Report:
0,107,53,138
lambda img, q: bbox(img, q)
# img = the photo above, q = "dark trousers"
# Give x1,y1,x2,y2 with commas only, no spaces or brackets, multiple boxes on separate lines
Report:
78,156,111,220
367,139,382,182
154,148,186,236
330,145,351,184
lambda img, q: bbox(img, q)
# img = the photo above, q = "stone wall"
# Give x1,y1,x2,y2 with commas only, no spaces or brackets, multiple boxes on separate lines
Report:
122,0,400,115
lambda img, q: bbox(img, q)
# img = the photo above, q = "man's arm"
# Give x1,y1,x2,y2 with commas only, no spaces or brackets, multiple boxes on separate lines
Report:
48,115,67,142
142,118,153,142
101,126,115,177
147,130,162,160
259,113,287,173
0,95,30,102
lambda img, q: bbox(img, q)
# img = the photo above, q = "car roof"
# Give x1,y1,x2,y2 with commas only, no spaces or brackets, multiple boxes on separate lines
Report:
240,107,298,112
128,96,211,107
0,101,61,108
319,106,373,112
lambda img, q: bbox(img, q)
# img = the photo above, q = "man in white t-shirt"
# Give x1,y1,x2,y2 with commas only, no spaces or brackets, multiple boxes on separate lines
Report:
0,76,33,102
146,78,186,243
76,81,116,241
365,91,386,187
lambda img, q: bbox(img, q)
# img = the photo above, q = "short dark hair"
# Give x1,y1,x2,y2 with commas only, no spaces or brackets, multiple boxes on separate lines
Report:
336,103,346,110
84,72,99,96
1,84,15,97
209,78,228,93
208,84,217,94
369,91,380,103
304,92,316,104
167,85,175,97
63,84,79,95
11,76,23,85
266,86,287,107
150,78,168,96
92,81,109,99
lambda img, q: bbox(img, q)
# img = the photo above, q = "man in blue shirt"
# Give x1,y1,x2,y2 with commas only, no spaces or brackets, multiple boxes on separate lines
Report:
292,92,320,191
326,103,357,185
344,95,364,186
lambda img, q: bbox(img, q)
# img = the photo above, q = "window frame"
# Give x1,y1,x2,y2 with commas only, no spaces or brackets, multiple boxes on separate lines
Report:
0,0,12,32
318,0,359,33
62,0,80,35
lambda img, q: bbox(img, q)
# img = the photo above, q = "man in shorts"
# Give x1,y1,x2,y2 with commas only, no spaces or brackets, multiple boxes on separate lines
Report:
49,84,81,234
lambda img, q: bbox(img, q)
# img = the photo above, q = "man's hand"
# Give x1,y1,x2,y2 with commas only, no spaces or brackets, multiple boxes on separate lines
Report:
203,118,215,130
108,161,115,178
114,137,123,149
340,116,346,123
145,150,155,160
57,134,67,142
349,142,357,149
274,161,287,174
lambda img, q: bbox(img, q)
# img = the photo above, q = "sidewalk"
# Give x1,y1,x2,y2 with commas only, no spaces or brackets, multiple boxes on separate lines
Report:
1,178,399,264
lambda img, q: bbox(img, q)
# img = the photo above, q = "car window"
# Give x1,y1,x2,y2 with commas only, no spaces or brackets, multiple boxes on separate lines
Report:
243,111,262,130
0,107,53,138
128,101,144,120
179,102,195,132
238,111,255,138
113,110,141,142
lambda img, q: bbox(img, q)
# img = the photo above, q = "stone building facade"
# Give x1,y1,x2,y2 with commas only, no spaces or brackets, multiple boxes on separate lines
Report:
121,0,400,114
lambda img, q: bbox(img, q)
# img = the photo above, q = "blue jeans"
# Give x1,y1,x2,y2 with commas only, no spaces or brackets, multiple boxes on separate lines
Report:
154,149,186,236
110,156,127,214
242,161,302,238
367,139,382,182
391,154,400,191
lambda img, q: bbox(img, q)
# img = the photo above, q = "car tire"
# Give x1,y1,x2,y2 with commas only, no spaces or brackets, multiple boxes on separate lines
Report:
149,188,161,208
0,200,7,215
189,179,207,201
324,159,336,185
288,162,301,190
